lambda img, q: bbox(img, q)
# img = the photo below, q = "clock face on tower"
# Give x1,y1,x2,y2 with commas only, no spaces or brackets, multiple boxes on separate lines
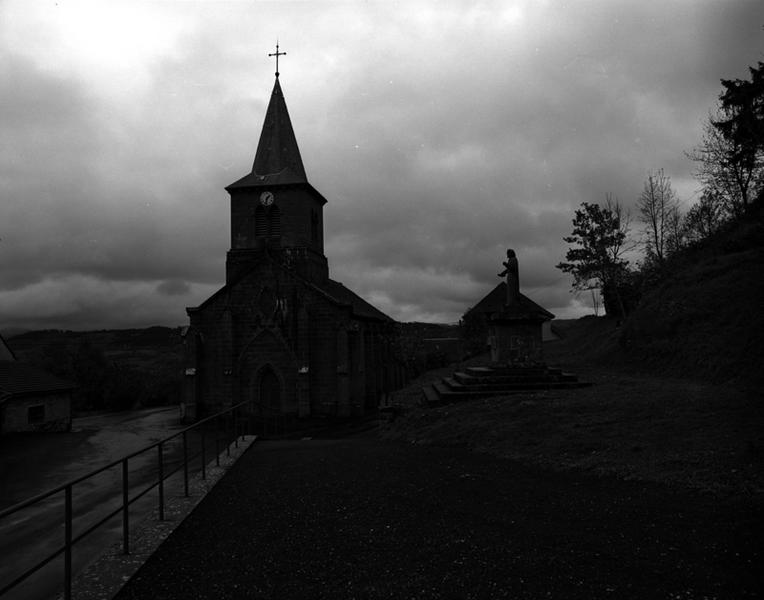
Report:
259,191,274,207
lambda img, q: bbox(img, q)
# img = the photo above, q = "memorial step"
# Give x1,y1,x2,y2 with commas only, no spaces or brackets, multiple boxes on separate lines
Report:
453,371,565,385
465,366,552,377
421,365,592,406
444,377,589,394
421,384,442,407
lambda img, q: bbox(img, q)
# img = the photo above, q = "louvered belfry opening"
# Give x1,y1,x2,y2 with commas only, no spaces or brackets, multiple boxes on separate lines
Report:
254,204,281,241
255,205,267,237
268,205,281,239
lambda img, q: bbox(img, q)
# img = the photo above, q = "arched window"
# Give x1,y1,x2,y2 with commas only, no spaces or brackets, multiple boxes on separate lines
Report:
255,206,267,237
268,205,281,238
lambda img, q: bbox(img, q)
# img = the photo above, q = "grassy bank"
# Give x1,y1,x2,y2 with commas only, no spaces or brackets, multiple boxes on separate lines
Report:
382,339,762,498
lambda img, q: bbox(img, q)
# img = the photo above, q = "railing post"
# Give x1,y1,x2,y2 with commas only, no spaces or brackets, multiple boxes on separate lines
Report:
215,416,220,467
201,423,206,480
233,409,239,449
225,412,231,458
64,485,72,600
122,459,129,554
158,442,164,521
183,430,189,497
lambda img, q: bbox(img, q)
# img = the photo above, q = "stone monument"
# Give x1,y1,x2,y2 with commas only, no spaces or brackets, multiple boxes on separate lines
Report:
421,249,590,406
488,248,553,365
422,249,591,406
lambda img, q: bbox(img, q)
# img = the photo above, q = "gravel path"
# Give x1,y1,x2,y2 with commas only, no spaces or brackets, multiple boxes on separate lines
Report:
114,437,759,599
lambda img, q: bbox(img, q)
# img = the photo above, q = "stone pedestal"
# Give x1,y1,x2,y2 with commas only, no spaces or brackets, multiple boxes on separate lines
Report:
488,312,545,365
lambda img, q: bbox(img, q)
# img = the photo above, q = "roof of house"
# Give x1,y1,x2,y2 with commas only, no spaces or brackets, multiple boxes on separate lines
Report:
226,77,308,190
0,361,77,401
466,282,555,321
0,333,16,361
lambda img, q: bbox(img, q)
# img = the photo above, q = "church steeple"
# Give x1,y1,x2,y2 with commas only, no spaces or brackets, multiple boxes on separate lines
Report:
252,77,307,182
225,62,329,285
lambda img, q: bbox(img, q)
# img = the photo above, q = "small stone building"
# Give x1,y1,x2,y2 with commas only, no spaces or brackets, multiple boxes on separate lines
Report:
183,74,406,420
0,334,75,434
463,282,554,363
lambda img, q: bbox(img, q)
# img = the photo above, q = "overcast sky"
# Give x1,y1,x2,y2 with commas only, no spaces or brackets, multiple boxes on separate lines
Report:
1,0,762,332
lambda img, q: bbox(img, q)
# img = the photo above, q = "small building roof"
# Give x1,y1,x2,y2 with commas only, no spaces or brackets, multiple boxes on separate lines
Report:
0,333,16,361
0,362,77,401
466,282,555,321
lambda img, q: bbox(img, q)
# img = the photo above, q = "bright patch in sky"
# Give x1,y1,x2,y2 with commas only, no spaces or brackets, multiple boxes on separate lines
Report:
3,1,185,90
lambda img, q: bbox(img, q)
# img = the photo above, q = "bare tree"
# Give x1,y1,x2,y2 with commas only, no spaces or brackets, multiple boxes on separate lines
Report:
683,190,726,244
665,204,684,256
637,169,679,265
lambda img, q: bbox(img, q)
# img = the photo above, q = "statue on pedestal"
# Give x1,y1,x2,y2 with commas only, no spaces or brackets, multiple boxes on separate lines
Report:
497,248,519,306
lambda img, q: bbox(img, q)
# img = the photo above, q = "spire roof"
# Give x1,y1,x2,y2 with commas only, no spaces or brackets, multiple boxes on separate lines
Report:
252,77,306,183
226,76,322,195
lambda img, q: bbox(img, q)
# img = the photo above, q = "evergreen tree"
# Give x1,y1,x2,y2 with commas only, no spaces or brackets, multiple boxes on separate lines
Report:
557,197,632,317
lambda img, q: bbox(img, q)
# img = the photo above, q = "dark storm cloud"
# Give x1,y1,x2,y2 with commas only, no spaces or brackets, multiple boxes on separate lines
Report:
1,1,762,329
0,50,230,293
306,0,763,320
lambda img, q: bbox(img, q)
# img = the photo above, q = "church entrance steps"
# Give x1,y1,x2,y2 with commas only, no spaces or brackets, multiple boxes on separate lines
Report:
422,364,591,407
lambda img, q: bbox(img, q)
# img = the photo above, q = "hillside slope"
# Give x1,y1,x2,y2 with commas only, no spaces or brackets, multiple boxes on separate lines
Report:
548,220,764,385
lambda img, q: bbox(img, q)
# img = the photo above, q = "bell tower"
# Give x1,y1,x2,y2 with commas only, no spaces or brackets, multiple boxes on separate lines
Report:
224,64,328,284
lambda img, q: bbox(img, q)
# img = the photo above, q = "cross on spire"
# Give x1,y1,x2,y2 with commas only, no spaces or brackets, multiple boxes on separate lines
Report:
269,42,286,78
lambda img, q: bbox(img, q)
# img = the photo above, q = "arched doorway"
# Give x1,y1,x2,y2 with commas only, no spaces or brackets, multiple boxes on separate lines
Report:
259,366,281,412
257,365,282,436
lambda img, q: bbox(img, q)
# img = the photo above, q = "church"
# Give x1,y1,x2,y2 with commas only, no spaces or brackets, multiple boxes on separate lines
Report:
182,63,405,422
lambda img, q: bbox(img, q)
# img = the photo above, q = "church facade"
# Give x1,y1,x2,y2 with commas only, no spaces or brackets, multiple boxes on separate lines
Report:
182,74,405,421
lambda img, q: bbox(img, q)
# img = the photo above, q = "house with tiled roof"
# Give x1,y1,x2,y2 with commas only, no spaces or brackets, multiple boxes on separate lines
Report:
0,333,76,433
183,67,406,421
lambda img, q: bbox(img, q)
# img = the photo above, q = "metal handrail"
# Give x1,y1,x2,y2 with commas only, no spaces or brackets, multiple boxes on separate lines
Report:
0,399,254,600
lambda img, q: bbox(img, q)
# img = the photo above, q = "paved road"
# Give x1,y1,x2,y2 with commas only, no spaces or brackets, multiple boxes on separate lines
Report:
115,438,760,600
0,407,199,600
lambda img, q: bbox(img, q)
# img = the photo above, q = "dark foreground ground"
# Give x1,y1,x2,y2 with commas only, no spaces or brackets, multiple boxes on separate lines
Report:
115,436,760,600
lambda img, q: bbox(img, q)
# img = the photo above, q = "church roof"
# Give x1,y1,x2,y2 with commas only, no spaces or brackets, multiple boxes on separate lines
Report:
466,282,555,321
316,279,393,322
227,77,307,190
190,259,393,323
